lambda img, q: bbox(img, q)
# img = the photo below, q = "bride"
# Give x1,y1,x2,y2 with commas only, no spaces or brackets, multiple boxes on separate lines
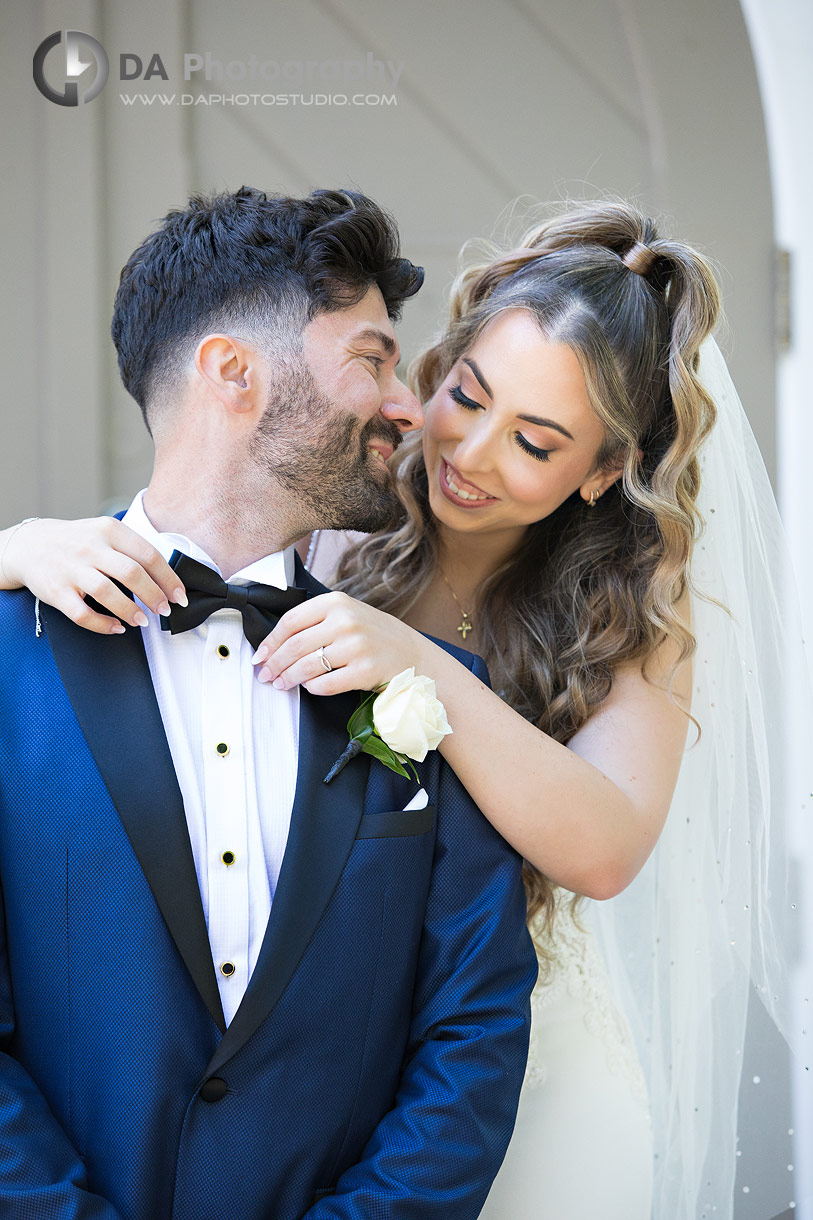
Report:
1,201,807,1219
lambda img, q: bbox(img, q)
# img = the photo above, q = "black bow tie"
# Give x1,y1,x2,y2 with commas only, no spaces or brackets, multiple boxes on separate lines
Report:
161,550,307,651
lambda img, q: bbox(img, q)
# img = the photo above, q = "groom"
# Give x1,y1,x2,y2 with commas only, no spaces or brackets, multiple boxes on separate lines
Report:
0,187,536,1219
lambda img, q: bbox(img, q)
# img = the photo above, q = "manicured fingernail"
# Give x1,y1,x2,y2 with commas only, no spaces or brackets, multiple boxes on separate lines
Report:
111,623,126,635
257,669,272,684
172,588,188,607
133,610,148,628
272,677,286,690
251,645,268,664
157,600,171,617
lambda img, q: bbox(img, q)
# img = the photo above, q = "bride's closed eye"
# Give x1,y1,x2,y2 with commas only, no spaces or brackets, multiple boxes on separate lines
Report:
514,434,551,463
449,383,481,412
448,384,551,463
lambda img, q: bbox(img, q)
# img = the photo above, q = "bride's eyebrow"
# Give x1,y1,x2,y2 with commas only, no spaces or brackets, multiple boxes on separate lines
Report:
462,357,492,398
517,413,574,441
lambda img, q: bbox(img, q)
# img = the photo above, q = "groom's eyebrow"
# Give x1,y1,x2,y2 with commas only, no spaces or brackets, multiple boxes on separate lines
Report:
355,327,398,359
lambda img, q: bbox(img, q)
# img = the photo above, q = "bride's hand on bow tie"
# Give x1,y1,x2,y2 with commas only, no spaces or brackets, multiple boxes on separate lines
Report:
0,516,186,632
253,591,435,696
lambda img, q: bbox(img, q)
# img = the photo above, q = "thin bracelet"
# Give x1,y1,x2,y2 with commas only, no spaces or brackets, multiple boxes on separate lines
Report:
0,516,40,584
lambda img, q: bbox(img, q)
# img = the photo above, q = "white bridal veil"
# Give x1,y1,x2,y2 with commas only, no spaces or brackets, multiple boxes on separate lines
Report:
590,337,812,1218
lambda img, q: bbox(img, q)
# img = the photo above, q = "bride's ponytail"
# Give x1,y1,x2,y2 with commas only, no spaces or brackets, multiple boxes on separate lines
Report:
649,234,721,457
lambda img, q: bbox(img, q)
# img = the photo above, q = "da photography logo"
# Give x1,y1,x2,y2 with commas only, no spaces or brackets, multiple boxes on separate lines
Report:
33,30,109,106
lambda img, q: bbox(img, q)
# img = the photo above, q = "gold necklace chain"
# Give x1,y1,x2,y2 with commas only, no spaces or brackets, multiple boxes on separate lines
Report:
439,568,474,641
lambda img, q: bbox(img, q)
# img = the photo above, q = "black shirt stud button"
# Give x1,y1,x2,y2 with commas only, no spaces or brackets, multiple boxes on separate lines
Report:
222,851,235,866
199,1077,228,1103
217,644,230,658
216,742,229,757
220,961,236,977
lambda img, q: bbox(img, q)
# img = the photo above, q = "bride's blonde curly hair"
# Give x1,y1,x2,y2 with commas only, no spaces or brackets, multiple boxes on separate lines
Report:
335,201,721,953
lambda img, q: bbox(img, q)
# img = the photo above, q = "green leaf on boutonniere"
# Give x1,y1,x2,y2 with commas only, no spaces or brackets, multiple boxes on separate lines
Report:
346,691,376,740
323,691,420,785
360,733,416,779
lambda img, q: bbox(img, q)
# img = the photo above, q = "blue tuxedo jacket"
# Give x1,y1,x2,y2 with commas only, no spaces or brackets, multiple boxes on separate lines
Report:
0,563,536,1220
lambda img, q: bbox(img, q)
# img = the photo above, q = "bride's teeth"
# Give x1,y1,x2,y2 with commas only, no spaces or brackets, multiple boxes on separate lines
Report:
445,465,487,501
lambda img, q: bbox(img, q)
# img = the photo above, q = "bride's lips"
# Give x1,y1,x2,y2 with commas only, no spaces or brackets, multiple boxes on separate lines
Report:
439,458,497,509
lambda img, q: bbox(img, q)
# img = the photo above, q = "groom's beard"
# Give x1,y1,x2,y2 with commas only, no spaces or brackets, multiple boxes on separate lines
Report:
249,362,403,533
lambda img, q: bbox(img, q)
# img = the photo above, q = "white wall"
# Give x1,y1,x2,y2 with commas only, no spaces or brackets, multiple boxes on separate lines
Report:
741,1,813,1215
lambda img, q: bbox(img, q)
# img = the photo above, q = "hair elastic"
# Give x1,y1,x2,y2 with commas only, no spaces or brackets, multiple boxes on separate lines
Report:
622,241,658,276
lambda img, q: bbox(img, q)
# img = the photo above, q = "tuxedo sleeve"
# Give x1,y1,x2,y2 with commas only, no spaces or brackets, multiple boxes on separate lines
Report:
305,651,538,1219
0,880,124,1218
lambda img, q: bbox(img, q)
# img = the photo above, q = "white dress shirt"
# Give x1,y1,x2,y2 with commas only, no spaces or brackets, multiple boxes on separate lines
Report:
122,491,299,1026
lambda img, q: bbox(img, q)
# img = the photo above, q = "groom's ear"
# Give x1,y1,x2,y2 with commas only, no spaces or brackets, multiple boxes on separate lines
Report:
194,333,258,413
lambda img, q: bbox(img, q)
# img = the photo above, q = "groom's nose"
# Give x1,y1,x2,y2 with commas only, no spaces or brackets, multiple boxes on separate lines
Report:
380,376,423,433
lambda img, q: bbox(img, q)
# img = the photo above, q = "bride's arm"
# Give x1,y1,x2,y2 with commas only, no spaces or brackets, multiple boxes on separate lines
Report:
0,517,185,630
432,638,690,899
258,592,690,900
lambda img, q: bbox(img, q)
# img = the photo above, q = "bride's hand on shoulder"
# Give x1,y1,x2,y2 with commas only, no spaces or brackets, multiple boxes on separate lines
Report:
0,516,186,633
254,592,430,695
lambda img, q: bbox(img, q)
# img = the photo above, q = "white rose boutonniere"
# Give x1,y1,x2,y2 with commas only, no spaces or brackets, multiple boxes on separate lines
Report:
371,668,452,761
323,668,452,784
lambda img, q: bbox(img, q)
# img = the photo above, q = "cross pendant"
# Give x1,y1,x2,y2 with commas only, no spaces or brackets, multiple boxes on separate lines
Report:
457,614,473,640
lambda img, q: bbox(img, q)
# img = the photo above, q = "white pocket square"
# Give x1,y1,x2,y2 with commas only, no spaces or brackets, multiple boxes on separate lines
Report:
403,788,429,811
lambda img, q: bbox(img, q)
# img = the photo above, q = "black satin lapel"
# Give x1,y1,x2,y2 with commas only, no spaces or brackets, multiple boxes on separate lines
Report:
42,605,225,1033
207,683,370,1072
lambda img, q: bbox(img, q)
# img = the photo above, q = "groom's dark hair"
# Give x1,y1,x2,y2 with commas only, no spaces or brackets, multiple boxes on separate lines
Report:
111,186,424,431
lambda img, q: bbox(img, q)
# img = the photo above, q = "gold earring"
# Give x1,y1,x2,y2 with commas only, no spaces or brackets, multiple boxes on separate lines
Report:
588,489,600,508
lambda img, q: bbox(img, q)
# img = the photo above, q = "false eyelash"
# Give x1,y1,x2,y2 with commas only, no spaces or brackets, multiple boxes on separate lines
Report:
514,433,550,462
449,384,480,410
